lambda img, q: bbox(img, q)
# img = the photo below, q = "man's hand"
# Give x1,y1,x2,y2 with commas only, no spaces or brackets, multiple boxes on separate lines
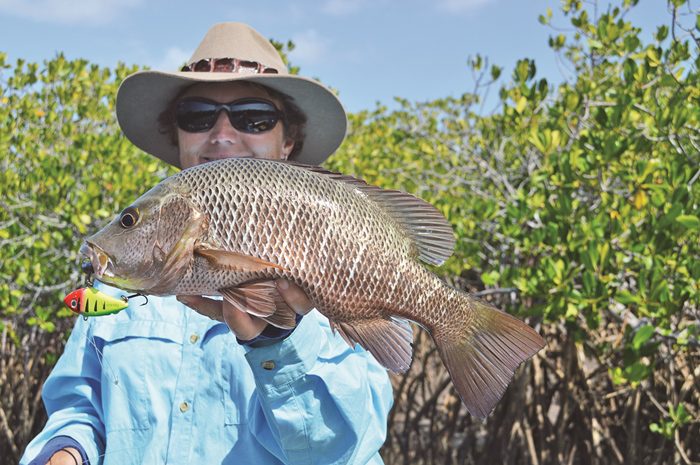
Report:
46,447,80,465
177,279,313,340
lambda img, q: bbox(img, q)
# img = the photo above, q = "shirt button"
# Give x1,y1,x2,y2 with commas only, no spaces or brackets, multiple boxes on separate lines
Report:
179,402,189,413
261,360,276,370
189,334,199,344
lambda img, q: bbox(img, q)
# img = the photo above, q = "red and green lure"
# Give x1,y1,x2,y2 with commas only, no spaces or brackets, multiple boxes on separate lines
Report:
63,287,129,317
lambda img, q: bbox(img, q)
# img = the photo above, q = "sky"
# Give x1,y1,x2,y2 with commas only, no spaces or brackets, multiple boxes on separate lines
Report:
0,0,685,114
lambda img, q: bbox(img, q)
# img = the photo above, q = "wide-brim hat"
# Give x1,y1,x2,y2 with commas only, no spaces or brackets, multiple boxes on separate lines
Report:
116,22,347,168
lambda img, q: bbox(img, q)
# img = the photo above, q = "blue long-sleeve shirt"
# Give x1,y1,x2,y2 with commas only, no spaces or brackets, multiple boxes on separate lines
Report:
20,284,393,465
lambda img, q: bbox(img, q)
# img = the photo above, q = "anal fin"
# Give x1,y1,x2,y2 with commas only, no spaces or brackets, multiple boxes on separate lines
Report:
335,317,414,373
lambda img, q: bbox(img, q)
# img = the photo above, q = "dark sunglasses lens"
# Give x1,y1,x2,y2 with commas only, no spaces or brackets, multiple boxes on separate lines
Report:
176,100,280,133
230,112,279,133
176,101,218,132
228,101,280,133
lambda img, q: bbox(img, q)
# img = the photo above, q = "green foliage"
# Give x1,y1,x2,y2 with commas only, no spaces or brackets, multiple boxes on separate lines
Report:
0,53,175,336
331,0,699,395
649,402,691,439
0,38,319,341
269,39,300,75
0,0,698,454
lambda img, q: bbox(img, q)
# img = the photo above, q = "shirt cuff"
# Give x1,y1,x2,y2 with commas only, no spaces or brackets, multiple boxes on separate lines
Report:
27,436,89,465
236,314,303,347
243,310,323,390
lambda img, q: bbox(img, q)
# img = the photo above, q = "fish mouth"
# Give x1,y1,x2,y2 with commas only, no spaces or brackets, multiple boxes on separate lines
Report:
80,241,115,279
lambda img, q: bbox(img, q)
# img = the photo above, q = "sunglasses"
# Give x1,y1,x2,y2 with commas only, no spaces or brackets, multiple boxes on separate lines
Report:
175,98,283,134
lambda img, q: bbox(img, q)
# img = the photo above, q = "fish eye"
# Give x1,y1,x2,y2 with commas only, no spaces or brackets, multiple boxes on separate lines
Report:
70,299,78,309
119,206,139,228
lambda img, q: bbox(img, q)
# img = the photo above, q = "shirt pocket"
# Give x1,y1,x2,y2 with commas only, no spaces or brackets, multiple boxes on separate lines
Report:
90,320,185,432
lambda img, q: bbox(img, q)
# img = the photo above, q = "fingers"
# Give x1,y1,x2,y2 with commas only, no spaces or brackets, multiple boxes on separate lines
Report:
276,279,314,315
221,301,268,340
177,295,225,322
177,295,267,340
178,279,314,341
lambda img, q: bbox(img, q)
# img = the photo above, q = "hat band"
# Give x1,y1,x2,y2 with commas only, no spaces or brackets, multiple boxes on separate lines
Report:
180,57,279,74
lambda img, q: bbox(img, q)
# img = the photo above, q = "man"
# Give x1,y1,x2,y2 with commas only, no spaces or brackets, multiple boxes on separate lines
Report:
21,23,393,465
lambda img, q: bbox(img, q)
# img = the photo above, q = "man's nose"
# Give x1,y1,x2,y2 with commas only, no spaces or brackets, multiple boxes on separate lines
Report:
209,111,240,142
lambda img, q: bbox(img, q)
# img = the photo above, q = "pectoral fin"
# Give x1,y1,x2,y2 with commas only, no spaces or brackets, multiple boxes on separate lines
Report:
220,281,298,330
196,246,285,272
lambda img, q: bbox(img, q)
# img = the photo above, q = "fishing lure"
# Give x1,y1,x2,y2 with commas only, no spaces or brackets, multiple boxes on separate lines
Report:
63,287,147,318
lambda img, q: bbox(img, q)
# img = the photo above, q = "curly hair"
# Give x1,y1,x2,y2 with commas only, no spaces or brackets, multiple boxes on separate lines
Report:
157,81,307,159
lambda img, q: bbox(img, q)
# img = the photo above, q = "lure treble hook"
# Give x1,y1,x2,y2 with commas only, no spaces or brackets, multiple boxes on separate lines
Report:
125,293,149,307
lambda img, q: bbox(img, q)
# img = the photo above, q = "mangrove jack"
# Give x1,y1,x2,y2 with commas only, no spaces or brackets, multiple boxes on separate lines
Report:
81,158,545,418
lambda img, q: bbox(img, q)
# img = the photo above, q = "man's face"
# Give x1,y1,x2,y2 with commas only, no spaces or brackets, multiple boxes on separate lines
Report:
177,82,294,169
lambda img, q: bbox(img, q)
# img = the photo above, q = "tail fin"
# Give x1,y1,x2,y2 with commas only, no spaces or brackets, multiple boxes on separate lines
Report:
434,297,545,419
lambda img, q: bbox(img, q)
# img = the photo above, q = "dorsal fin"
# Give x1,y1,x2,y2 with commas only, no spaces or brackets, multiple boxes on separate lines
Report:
285,162,455,265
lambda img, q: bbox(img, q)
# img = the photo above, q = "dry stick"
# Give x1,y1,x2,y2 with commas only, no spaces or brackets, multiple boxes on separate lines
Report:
400,349,426,433
501,375,527,465
591,417,604,463
603,387,631,400
556,339,572,463
508,420,525,465
0,326,6,375
387,371,410,453
589,358,610,465
29,363,44,440
409,377,451,432
426,383,439,465
505,419,520,465
400,340,432,465
532,355,550,464
652,435,669,465
645,389,668,416
21,344,42,446
566,443,577,465
523,415,540,465
0,337,15,458
605,424,625,465
626,388,641,465
0,404,18,457
442,394,463,462
596,382,625,465
21,345,34,435
537,353,566,381
674,428,694,465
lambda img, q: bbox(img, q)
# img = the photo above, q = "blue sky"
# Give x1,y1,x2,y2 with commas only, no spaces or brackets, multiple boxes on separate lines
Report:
0,0,680,113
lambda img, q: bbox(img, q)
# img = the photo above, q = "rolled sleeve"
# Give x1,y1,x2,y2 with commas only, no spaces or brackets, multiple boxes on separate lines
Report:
25,436,89,465
20,317,105,465
243,311,322,389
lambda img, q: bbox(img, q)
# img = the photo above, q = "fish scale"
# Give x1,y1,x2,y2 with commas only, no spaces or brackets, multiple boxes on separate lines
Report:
83,157,545,418
176,160,409,317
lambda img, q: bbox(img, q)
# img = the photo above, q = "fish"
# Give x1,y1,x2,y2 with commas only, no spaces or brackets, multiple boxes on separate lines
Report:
80,158,545,418
64,287,129,317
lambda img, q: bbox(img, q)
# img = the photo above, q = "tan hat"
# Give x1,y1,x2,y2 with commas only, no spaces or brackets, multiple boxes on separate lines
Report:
116,22,347,168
